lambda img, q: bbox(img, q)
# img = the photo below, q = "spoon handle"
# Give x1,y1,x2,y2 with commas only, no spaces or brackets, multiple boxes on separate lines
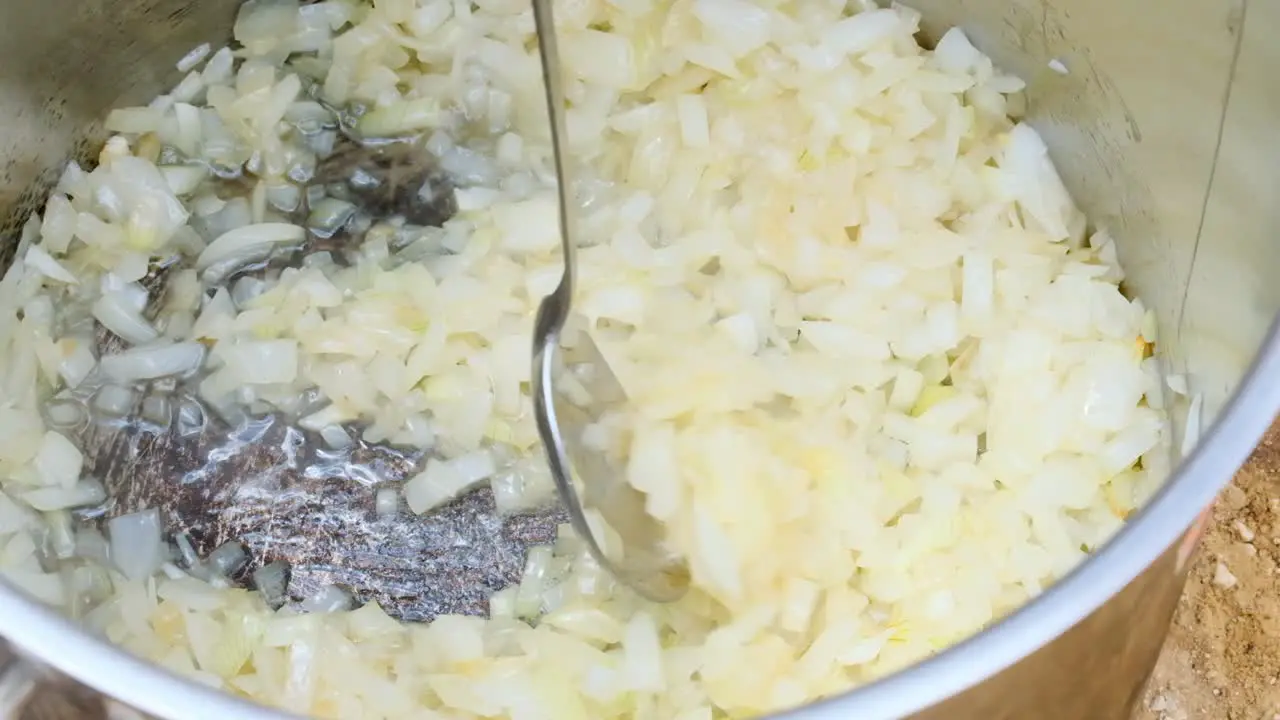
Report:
530,0,576,309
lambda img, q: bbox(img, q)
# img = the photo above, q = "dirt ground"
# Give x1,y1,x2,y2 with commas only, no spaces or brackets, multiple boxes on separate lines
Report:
1137,420,1280,720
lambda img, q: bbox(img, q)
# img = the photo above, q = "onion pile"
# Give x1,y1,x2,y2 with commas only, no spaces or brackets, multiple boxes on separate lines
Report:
0,0,1174,717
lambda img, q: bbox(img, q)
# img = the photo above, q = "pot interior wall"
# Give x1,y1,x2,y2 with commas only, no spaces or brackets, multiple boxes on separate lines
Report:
0,0,240,261
908,0,1280,429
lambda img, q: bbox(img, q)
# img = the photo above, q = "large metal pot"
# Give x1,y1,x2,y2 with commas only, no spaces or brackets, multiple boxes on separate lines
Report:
0,0,1276,718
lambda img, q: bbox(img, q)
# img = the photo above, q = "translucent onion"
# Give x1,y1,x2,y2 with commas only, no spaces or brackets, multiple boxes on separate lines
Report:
196,222,305,270
107,508,163,581
99,342,205,383
91,292,159,345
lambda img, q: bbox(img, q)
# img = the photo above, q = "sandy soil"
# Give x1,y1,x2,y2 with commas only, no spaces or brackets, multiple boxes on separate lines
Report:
1137,420,1280,720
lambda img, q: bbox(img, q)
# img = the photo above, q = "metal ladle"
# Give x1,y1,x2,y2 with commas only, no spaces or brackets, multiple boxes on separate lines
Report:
528,0,690,603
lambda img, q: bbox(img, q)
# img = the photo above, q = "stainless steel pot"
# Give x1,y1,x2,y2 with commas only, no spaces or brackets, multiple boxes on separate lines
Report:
0,0,1276,718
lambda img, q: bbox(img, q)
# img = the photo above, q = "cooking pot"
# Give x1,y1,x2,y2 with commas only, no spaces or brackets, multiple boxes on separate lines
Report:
0,0,1277,718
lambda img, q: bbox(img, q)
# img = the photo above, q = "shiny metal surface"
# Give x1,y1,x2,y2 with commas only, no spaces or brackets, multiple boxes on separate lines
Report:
0,0,1275,718
528,0,691,603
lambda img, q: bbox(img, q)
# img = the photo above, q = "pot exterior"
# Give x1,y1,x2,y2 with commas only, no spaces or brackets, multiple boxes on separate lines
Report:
908,523,1197,720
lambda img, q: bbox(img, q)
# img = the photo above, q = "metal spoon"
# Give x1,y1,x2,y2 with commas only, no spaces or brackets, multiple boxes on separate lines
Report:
528,0,690,603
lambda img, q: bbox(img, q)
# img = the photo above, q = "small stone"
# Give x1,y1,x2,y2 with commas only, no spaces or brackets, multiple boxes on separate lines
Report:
1222,482,1247,510
1213,562,1239,588
1214,688,1223,696
1234,520,1256,542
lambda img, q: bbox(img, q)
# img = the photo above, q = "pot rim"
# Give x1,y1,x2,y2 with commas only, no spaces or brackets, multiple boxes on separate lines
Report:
1,321,1277,720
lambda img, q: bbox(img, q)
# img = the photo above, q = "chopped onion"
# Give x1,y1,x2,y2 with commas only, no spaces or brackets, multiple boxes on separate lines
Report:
93,384,137,416
307,197,357,237
252,560,289,606
403,451,497,515
43,510,77,559
176,399,206,436
298,403,354,432
514,546,553,619
216,339,298,384
300,585,355,614
196,222,305,270
33,431,83,489
175,42,212,72
74,527,110,564
23,478,106,511
92,291,159,345
160,164,209,195
24,246,78,284
319,424,353,449
1181,393,1203,458
108,509,163,581
58,337,97,388
140,394,171,426
374,488,398,517
356,98,444,137
44,398,88,429
207,541,249,577
191,287,236,340
174,533,200,568
235,0,301,49
490,460,556,516
99,342,205,383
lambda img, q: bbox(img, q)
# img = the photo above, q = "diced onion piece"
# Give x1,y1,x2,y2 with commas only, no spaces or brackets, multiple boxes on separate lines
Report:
196,223,305,270
621,612,664,692
92,291,159,345
216,340,299,385
207,541,249,577
675,94,711,148
403,451,497,515
933,28,984,74
44,511,76,560
93,384,137,416
24,246,78,284
1181,393,1203,458
33,431,83,489
74,527,110,564
375,488,399,517
356,98,444,137
253,561,290,607
100,342,206,383
300,585,355,614
23,478,105,511
174,532,200,568
160,165,209,195
108,508,163,581
298,404,355,432
44,399,87,429
1001,123,1078,241
306,198,356,236
514,546,553,618
176,42,212,72
56,340,94,390
320,424,353,449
